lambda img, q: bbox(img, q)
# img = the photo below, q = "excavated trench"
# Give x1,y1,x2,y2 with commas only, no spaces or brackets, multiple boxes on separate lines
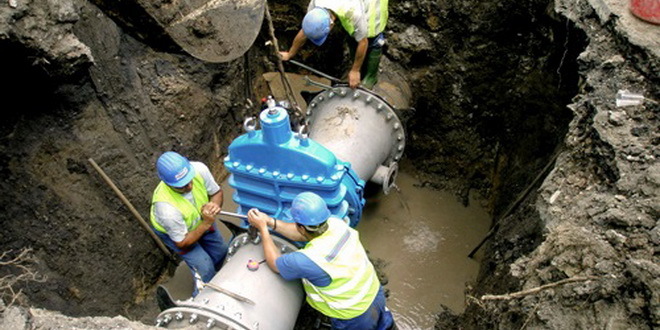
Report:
5,0,658,329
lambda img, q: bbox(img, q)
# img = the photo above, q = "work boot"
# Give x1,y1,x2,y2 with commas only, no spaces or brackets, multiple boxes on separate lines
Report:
361,47,382,89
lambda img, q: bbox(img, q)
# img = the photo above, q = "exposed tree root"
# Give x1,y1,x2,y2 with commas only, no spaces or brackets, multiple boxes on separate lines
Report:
480,276,604,301
0,248,46,312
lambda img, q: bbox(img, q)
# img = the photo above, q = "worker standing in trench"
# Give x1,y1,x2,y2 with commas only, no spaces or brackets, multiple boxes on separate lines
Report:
247,192,396,329
150,151,228,296
279,0,389,89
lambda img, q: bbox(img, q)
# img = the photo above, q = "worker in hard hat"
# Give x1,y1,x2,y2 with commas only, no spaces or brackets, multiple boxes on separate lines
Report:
279,0,389,89
247,192,395,329
150,151,228,295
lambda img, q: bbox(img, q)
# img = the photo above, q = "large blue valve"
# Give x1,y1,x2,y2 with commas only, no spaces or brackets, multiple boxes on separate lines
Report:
224,105,365,227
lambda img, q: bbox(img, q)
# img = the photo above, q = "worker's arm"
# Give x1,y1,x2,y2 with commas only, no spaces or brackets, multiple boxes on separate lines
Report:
202,189,223,216
280,29,307,61
174,213,215,249
247,209,307,242
175,190,223,250
268,217,307,242
348,38,368,88
247,209,282,272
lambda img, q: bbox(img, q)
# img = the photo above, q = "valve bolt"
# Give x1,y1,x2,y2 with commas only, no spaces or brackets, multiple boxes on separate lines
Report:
206,319,215,328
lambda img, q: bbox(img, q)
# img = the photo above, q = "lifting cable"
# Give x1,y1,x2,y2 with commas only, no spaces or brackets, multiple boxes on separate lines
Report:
263,1,303,120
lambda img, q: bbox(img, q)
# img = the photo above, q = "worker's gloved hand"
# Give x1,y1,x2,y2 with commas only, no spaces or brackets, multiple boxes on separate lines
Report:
247,208,269,231
348,69,361,88
279,51,291,61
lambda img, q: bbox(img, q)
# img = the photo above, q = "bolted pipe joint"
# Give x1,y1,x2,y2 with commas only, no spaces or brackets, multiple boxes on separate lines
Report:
370,163,399,195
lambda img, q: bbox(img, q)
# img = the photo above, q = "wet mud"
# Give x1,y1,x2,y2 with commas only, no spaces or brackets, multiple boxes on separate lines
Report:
359,162,490,329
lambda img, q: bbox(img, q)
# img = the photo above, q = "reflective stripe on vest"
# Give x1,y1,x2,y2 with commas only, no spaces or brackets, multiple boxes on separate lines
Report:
300,218,380,319
150,173,208,233
367,0,388,37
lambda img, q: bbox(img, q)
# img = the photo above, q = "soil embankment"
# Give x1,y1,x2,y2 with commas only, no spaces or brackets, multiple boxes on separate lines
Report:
0,0,252,321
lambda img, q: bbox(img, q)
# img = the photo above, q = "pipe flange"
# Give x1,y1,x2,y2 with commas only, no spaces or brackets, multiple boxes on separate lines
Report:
157,306,247,329
307,87,406,164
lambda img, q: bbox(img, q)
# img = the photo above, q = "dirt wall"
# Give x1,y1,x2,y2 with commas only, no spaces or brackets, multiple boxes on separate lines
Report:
458,1,659,328
0,0,251,320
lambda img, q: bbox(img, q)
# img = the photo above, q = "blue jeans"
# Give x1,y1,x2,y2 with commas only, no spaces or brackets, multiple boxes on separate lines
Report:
154,223,228,295
331,286,394,330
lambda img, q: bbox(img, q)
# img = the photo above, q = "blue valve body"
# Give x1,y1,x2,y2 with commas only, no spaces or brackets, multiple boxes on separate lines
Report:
225,107,365,228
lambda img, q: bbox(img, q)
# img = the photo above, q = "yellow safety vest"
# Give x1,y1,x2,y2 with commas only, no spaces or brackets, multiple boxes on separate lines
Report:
300,217,380,319
366,0,388,37
314,0,388,39
150,173,208,233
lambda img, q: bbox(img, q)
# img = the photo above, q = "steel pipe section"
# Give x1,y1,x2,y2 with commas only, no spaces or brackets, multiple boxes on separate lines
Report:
156,233,303,329
306,87,406,194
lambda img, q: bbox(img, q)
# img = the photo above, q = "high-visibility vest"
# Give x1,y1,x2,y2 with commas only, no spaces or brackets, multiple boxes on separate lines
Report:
300,217,380,319
313,0,388,39
365,0,388,37
150,173,208,233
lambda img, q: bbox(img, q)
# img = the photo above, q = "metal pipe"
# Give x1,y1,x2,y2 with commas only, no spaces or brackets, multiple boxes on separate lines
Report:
307,87,407,194
303,75,333,90
156,233,303,329
219,210,248,219
370,163,399,195
289,59,343,83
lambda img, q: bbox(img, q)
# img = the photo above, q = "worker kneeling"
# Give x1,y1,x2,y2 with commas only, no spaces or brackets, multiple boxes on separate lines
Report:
247,192,395,329
150,151,228,296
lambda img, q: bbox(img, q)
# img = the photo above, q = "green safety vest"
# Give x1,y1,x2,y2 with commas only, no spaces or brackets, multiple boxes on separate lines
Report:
331,2,359,38
150,173,208,233
300,217,380,319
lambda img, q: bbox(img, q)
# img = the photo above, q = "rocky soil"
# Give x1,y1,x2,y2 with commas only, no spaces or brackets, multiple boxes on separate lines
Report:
460,0,659,328
1,0,658,329
0,0,253,323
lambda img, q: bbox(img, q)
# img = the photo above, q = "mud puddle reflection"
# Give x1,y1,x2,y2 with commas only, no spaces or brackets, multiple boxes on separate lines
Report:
358,162,491,329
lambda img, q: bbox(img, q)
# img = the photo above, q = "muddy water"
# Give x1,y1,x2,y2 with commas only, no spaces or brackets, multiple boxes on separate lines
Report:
358,163,491,329
162,163,491,329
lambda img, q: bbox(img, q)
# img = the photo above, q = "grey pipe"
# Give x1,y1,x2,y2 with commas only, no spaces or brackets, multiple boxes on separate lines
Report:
156,233,303,329
306,87,406,194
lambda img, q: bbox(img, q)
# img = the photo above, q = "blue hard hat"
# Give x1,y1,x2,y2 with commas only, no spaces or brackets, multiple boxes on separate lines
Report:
302,7,332,46
156,151,195,188
290,192,331,226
